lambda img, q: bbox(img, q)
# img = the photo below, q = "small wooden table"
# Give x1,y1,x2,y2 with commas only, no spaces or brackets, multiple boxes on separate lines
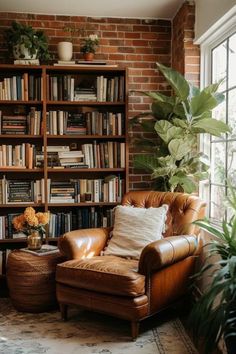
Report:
7,249,65,313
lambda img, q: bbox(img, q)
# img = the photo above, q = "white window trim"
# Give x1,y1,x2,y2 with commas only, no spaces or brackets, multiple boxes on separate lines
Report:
197,8,236,218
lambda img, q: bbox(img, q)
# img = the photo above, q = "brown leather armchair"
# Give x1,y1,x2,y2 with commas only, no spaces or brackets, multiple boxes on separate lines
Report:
56,191,206,338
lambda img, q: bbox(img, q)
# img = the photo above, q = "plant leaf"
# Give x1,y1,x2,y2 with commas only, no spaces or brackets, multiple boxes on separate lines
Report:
156,62,190,100
192,118,230,137
168,138,192,160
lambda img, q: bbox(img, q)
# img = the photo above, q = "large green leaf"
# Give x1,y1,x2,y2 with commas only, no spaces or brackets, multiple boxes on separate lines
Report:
138,91,175,105
156,62,190,101
190,91,219,117
192,118,230,137
172,117,188,128
134,154,160,171
151,101,173,119
169,174,196,193
154,120,183,144
168,138,192,160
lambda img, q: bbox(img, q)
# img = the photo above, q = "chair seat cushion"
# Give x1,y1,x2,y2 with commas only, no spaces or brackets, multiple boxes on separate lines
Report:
56,256,145,297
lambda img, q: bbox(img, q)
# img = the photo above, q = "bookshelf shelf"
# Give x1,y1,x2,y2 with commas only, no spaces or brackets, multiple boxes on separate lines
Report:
46,101,125,106
47,168,125,173
0,168,44,172
0,100,43,105
48,202,119,207
0,63,128,250
0,203,45,208
46,135,126,140
0,135,43,139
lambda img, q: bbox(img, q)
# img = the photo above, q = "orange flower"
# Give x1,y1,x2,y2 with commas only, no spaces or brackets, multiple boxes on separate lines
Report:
36,212,49,225
12,214,25,231
24,207,35,220
27,215,39,227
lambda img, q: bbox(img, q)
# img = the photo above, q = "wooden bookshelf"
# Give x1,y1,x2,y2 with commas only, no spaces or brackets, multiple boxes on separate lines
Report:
0,64,128,256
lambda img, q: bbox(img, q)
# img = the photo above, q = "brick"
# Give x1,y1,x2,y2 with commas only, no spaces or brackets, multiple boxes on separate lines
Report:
125,32,141,39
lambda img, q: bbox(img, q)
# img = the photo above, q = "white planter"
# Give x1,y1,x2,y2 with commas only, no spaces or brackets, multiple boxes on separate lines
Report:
13,43,37,60
57,42,73,61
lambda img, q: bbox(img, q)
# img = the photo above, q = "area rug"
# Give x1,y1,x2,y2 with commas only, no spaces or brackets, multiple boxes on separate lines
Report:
0,299,198,354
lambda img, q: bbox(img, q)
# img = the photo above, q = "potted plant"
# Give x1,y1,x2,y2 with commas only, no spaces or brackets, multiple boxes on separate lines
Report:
189,183,236,354
57,26,83,62
5,21,50,62
81,34,99,61
130,62,230,193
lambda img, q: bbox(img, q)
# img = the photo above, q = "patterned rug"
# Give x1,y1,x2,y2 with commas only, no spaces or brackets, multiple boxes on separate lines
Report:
0,299,198,354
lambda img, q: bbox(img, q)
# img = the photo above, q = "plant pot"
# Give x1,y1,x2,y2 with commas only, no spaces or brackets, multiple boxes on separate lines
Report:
13,43,37,60
27,231,42,250
83,52,94,61
57,42,73,61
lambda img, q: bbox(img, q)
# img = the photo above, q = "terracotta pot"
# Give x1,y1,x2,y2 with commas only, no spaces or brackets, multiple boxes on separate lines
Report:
83,52,94,61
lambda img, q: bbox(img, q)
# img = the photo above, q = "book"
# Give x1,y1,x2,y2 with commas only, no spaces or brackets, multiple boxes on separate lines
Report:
21,244,59,256
14,59,40,65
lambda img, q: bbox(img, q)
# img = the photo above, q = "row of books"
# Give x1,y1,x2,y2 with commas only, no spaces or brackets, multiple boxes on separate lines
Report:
0,143,37,168
0,207,115,239
0,176,124,204
0,213,26,239
0,108,42,135
45,142,125,169
46,110,124,136
0,74,42,101
47,74,124,102
49,208,114,238
0,177,44,204
49,176,124,203
97,75,125,102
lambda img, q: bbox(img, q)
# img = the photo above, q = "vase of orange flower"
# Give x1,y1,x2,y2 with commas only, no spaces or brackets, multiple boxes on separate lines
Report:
12,207,49,250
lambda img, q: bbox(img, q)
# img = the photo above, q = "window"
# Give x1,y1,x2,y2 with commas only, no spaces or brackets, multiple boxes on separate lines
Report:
201,30,236,222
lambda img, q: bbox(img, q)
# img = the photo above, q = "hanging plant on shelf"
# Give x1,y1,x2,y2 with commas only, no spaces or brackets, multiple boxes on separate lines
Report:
130,62,231,193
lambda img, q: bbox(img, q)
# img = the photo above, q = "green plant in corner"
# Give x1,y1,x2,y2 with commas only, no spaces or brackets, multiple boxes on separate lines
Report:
5,21,51,62
189,182,236,354
130,62,230,193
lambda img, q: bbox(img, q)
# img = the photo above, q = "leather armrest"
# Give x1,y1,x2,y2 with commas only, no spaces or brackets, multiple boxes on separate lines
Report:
138,235,198,275
58,227,112,260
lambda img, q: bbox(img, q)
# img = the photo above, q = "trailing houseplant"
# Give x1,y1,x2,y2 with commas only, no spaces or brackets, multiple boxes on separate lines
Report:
130,62,230,193
5,21,51,62
189,183,236,354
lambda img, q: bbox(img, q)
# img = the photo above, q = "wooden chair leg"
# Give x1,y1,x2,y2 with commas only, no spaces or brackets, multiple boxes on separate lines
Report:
131,321,139,340
60,303,68,321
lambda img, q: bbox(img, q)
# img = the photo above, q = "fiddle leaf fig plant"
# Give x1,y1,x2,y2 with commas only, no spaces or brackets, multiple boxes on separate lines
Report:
130,62,230,193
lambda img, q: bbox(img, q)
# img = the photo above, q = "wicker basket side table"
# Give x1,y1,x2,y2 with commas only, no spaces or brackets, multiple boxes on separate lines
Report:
7,249,65,313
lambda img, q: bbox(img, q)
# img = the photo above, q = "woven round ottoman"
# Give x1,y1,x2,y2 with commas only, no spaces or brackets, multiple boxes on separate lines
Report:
7,249,65,313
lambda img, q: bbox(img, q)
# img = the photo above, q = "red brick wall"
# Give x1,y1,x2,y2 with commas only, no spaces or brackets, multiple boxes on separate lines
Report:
0,2,199,191
172,1,200,86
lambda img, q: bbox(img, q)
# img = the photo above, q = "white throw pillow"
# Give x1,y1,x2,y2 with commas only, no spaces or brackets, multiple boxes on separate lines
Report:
103,204,168,259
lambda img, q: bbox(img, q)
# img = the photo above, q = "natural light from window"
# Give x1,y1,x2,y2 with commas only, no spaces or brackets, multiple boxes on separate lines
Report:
208,32,236,222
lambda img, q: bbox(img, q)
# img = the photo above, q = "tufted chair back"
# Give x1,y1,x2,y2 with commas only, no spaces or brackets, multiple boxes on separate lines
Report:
122,190,206,237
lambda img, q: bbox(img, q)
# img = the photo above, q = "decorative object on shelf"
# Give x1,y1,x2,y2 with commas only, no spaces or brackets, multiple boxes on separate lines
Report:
189,182,236,354
57,26,83,62
81,34,99,61
57,42,73,62
12,207,49,250
130,62,231,193
4,21,51,63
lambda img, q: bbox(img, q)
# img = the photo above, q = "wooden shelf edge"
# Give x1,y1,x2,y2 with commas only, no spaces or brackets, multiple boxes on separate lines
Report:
46,135,125,139
48,202,119,207
47,168,125,172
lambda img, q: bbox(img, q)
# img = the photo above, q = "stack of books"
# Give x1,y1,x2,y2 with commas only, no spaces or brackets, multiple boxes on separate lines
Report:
74,87,97,101
0,108,42,135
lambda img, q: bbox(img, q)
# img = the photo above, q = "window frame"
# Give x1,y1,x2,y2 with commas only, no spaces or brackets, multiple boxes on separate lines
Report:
199,16,236,221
